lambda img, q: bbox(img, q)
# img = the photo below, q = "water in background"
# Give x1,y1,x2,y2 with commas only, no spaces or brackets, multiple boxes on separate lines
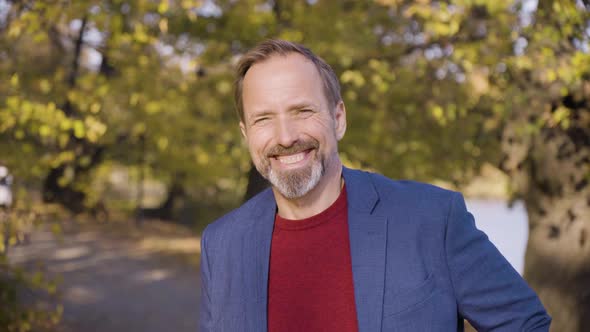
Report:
466,199,528,274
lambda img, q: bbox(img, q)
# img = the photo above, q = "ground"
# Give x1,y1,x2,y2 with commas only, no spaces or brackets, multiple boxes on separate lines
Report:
8,219,201,332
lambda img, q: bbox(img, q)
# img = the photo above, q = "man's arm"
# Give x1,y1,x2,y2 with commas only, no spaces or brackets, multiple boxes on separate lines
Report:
444,192,551,331
199,226,214,332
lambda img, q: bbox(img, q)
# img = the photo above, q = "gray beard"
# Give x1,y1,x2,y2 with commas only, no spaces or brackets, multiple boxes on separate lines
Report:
266,158,324,199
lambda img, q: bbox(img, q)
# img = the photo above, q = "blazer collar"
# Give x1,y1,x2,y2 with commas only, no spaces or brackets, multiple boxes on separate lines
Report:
343,167,387,332
342,167,379,213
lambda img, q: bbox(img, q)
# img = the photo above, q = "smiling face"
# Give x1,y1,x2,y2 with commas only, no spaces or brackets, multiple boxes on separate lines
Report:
240,53,346,199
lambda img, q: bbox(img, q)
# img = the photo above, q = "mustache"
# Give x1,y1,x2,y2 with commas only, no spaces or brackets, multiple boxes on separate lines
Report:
266,139,319,157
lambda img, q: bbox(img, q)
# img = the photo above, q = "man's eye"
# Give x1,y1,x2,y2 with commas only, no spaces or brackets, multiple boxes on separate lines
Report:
253,117,269,124
299,109,313,115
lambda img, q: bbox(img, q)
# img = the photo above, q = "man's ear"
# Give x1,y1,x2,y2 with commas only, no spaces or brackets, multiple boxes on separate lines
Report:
239,121,247,139
334,101,347,141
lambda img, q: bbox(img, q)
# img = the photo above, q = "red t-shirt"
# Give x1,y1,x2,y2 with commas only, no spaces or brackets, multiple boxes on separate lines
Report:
268,186,359,332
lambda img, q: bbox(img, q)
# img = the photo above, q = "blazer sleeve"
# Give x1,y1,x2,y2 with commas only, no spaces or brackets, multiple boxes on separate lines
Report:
444,192,551,331
199,226,214,332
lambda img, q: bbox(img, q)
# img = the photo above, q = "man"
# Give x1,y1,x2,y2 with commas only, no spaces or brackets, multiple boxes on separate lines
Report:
199,39,550,331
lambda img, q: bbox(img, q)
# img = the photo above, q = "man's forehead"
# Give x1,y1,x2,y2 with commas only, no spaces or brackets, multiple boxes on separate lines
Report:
244,53,318,80
243,54,322,95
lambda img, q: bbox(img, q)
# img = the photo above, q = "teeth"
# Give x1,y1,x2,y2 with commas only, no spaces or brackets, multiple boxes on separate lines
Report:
277,152,306,164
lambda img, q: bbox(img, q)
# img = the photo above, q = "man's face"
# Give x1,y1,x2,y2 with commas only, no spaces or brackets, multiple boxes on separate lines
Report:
240,53,346,199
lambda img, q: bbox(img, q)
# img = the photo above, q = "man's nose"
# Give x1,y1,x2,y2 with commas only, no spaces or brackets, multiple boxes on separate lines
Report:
274,116,298,147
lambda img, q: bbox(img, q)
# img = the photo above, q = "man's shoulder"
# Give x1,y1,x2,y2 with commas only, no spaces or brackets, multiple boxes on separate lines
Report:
350,169,460,213
348,170,464,235
362,169,458,200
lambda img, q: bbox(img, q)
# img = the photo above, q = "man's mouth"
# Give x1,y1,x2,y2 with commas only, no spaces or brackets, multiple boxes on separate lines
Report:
272,149,312,165
266,140,319,167
276,151,306,164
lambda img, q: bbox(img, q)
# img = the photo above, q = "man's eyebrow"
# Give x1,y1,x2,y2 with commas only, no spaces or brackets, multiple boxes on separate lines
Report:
288,102,317,110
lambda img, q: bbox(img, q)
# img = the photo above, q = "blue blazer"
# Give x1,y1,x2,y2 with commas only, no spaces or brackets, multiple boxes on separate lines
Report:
200,168,550,331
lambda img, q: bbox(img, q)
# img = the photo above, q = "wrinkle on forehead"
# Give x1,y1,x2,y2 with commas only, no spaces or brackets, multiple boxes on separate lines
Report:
245,100,320,121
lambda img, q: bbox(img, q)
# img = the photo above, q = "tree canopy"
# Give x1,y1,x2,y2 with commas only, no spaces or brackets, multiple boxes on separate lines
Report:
1,0,587,202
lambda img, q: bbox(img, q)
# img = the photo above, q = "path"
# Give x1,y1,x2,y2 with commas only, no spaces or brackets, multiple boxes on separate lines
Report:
8,220,202,332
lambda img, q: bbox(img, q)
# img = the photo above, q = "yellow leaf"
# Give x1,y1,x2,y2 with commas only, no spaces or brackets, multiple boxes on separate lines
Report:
90,103,101,114
216,81,232,95
145,101,161,114
159,18,168,33
97,84,109,96
371,74,389,93
40,79,52,93
341,70,365,88
10,74,19,87
197,151,209,165
430,105,447,126
73,120,85,138
6,96,19,109
130,93,140,106
552,106,570,126
279,29,304,43
8,22,22,37
157,136,169,150
85,116,107,142
546,69,557,82
33,31,47,43
158,1,169,14
39,125,51,137
134,25,150,43
58,151,75,163
60,118,72,130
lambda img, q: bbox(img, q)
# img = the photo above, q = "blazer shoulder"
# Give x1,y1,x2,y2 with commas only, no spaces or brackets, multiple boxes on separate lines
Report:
368,173,464,220
369,171,457,199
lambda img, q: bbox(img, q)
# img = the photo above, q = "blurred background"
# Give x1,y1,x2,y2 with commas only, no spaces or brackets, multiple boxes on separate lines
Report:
0,0,588,331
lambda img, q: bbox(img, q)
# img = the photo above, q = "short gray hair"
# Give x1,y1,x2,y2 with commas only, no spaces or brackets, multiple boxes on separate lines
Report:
234,39,341,122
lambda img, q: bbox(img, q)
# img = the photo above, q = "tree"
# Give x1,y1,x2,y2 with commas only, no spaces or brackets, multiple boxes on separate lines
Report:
496,2,590,330
0,0,249,216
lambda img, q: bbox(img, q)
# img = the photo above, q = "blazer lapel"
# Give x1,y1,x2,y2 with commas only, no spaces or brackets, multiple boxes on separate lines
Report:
343,168,387,332
250,189,276,332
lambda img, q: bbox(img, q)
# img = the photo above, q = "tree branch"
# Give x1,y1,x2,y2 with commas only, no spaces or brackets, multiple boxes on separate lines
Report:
68,16,88,88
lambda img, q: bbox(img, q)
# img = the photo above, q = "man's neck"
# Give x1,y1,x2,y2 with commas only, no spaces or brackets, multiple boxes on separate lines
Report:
273,160,343,220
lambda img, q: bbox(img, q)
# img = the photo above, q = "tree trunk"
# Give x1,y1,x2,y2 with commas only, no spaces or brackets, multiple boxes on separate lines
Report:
500,95,590,331
42,145,104,214
41,15,110,215
139,179,186,221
